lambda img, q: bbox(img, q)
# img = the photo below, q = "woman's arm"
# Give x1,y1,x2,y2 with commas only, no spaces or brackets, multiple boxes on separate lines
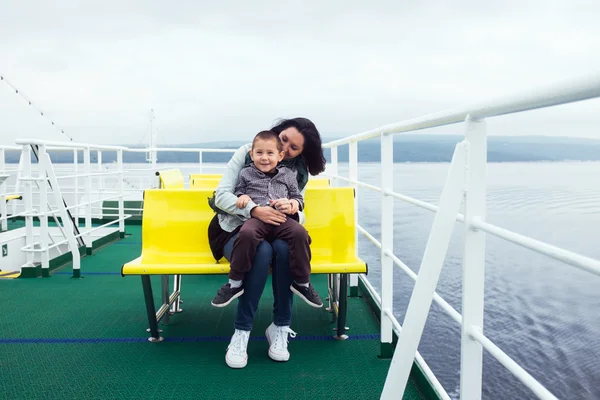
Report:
215,144,257,218
297,184,306,224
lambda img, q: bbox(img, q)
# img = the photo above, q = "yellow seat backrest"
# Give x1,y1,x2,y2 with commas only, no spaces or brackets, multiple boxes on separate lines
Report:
156,169,184,189
141,189,216,264
139,187,361,268
303,187,359,265
306,178,330,188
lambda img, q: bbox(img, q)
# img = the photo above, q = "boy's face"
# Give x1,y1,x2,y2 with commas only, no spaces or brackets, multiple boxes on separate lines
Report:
250,138,284,173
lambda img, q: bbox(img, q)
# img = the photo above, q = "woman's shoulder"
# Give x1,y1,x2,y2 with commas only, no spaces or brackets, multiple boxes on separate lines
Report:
230,143,252,161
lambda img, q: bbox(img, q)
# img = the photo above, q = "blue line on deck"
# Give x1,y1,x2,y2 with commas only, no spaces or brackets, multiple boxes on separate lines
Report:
114,242,142,245
0,334,380,344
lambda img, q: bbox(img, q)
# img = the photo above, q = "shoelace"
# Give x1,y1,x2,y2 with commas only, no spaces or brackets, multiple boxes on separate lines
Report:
227,330,249,355
219,283,237,296
272,326,297,351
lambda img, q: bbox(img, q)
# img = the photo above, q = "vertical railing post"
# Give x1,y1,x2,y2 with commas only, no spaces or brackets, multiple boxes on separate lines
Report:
97,150,103,218
41,150,81,276
73,149,79,228
380,133,394,357
21,145,35,270
198,151,203,176
150,148,157,189
38,145,51,276
460,115,488,400
348,140,359,297
329,146,338,187
0,148,7,232
84,147,92,255
11,153,23,218
117,150,125,238
381,142,468,399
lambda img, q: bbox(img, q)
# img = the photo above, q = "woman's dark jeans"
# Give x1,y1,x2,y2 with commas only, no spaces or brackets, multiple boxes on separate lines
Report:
223,235,294,331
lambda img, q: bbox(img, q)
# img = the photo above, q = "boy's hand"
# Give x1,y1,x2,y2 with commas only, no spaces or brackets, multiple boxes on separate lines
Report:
269,198,299,215
236,195,252,208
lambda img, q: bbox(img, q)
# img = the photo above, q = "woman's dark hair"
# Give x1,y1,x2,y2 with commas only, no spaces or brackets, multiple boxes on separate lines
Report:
271,117,326,176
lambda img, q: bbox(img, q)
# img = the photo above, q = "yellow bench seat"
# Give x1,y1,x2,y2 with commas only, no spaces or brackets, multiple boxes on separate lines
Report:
122,257,365,275
122,187,365,276
121,186,366,341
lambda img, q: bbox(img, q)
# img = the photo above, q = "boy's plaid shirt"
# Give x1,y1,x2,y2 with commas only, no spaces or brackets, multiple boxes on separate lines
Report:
234,163,304,210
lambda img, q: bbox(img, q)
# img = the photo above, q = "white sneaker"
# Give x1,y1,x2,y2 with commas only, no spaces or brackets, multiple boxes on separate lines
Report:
225,329,250,368
265,323,297,362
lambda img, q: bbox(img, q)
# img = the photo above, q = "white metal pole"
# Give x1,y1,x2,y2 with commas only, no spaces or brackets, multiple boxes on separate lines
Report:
73,149,79,228
97,150,103,218
348,141,359,296
198,151,203,176
42,151,81,274
97,149,103,187
84,147,92,254
380,133,394,356
0,148,7,232
21,145,35,268
380,142,467,399
329,146,338,187
117,150,125,237
12,153,23,218
460,116,488,400
38,145,50,275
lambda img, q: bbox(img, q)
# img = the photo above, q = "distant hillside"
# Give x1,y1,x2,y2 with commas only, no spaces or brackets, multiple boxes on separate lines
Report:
4,135,600,163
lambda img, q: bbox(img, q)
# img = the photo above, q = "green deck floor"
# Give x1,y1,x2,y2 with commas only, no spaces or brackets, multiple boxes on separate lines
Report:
0,225,424,400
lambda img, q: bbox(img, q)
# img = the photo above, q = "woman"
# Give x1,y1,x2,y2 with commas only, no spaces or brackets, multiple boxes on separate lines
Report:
208,117,326,369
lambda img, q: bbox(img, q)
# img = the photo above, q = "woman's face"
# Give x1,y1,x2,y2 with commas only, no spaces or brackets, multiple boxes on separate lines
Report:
279,127,305,160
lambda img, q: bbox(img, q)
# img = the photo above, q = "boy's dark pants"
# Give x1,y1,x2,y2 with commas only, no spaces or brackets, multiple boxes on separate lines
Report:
229,217,311,284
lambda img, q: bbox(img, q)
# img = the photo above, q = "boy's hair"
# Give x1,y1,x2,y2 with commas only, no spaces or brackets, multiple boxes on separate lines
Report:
252,130,283,152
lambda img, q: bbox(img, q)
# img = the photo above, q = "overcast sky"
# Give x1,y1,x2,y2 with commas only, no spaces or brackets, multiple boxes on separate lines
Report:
1,0,600,146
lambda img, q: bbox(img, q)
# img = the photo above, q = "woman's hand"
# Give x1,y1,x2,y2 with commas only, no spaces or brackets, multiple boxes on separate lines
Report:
251,206,287,225
236,195,252,209
269,198,299,215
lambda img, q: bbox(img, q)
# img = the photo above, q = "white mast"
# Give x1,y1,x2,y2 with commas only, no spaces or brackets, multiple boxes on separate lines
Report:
147,109,157,169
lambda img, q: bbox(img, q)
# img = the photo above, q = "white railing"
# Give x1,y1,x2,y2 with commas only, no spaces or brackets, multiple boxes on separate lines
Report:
4,75,598,397
323,74,600,400
1,141,236,276
0,145,21,231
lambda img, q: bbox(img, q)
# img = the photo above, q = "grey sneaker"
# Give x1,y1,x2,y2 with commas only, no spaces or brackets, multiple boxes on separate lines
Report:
290,282,323,308
211,283,244,307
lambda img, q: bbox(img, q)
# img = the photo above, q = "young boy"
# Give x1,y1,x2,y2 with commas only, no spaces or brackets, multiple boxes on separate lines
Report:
211,130,323,309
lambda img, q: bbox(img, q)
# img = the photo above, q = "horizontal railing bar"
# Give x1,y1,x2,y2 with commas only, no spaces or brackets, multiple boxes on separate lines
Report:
18,195,123,217
127,148,237,153
468,327,558,400
20,216,130,253
334,176,383,192
331,175,466,222
357,225,382,249
471,218,600,277
324,74,600,147
55,171,121,179
14,139,127,151
358,274,382,304
357,224,463,325
384,249,463,325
